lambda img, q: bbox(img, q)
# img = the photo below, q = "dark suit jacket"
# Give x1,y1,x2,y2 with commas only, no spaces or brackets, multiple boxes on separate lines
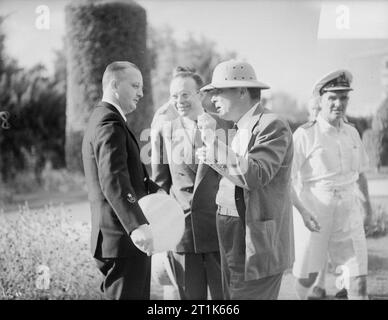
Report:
82,101,159,258
151,110,233,253
209,106,295,280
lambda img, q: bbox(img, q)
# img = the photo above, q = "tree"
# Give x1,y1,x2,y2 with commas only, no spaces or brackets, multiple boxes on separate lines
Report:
148,26,236,111
374,97,388,166
267,92,309,132
65,1,153,172
361,97,388,171
0,16,66,183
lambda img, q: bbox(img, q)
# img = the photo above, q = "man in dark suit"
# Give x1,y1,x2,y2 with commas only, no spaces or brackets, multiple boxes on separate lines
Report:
151,67,230,299
82,61,159,300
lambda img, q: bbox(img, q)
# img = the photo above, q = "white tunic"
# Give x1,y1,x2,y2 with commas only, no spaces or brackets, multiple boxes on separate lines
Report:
292,114,369,278
292,114,369,189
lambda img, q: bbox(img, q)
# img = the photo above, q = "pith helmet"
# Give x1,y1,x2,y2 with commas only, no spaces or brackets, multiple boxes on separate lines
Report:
313,69,353,97
201,60,270,91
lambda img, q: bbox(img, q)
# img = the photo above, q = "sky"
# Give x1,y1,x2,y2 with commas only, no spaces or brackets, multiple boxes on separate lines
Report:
0,0,388,116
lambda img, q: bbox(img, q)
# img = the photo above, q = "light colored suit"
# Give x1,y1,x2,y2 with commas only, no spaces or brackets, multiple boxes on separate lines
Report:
151,106,232,252
151,104,232,299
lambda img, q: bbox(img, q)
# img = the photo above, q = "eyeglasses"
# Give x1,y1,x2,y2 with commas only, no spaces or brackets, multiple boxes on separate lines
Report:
171,91,200,101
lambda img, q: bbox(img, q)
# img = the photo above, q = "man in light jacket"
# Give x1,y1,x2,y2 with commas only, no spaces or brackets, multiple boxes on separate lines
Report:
197,60,294,299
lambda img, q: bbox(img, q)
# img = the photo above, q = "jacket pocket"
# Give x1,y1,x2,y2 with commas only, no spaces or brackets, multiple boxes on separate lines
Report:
247,219,276,254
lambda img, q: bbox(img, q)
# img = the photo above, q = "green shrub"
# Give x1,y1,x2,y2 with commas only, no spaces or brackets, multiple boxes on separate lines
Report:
365,203,388,238
40,162,86,193
65,1,153,172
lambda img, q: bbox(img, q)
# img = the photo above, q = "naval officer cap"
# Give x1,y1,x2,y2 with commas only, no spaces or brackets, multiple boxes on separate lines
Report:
312,69,353,97
200,60,270,92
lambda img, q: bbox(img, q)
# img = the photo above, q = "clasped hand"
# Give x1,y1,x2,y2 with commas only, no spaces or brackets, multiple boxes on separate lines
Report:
130,224,154,256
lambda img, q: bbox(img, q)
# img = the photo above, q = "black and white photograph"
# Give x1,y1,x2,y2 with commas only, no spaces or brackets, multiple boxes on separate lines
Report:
0,0,388,304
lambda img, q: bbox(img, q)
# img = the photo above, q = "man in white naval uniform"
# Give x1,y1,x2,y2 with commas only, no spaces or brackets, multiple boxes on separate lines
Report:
291,70,372,300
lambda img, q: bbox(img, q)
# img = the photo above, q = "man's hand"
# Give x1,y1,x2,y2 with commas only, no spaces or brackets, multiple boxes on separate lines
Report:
130,224,154,256
197,113,217,145
300,210,321,232
196,145,215,164
156,188,167,195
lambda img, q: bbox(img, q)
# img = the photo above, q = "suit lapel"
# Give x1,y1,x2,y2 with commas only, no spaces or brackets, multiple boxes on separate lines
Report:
98,101,140,151
239,104,264,157
125,123,140,152
193,163,209,193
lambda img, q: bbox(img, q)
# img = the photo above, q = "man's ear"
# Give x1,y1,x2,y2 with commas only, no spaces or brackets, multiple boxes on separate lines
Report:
318,95,323,108
198,91,205,101
111,79,118,90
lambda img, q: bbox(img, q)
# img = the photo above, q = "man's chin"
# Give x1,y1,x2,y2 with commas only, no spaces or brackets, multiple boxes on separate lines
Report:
177,111,189,117
125,105,136,115
216,111,228,120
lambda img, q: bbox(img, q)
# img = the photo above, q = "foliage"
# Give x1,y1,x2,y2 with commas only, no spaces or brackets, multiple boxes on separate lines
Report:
0,17,66,184
347,115,372,138
65,1,153,172
0,203,102,299
148,25,237,111
373,97,388,166
365,203,388,238
40,162,86,193
267,92,309,132
363,129,382,171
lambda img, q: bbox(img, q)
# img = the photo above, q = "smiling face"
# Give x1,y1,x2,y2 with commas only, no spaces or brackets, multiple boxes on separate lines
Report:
210,87,242,121
170,77,203,119
319,90,349,125
115,67,143,114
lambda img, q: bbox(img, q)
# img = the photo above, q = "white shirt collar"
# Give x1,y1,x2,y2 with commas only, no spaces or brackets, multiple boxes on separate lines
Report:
102,98,127,122
236,102,260,130
316,113,344,133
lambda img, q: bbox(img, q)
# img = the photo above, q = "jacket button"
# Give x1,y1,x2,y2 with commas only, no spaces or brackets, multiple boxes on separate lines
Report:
127,193,137,203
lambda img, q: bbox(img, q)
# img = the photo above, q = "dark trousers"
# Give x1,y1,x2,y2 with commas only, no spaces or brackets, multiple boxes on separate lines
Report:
169,251,223,300
95,254,151,300
216,214,283,300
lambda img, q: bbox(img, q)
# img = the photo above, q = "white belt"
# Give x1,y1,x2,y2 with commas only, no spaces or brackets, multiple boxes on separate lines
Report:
217,206,239,217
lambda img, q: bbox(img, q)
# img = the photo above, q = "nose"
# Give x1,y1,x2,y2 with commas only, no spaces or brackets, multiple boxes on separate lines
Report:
177,95,185,104
334,99,342,108
211,95,217,103
137,88,143,98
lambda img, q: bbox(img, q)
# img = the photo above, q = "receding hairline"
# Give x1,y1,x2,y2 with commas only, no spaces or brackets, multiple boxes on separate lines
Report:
102,61,141,89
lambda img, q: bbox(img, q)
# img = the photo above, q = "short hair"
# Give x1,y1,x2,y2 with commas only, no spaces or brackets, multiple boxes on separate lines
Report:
102,61,139,90
247,87,261,100
171,66,203,90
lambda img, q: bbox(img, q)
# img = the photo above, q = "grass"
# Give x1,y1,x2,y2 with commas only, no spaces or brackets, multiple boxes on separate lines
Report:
0,203,102,300
0,169,387,299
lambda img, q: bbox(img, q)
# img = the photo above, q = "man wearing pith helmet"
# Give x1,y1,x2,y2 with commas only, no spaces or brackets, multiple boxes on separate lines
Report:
291,70,372,300
196,60,295,300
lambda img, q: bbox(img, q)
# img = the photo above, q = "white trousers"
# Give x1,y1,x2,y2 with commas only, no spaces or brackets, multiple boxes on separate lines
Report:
293,184,368,279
